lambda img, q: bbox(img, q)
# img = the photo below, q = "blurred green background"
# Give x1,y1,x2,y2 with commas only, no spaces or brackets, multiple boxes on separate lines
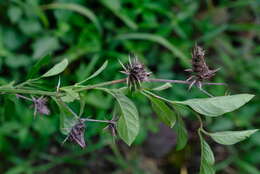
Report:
0,0,260,173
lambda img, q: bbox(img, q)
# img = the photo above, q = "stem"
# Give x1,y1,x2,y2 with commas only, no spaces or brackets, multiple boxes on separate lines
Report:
81,118,115,124
195,113,204,129
0,77,225,97
75,79,126,92
148,78,226,86
56,97,79,118
199,87,214,97
0,88,57,96
15,77,41,88
148,78,190,84
16,94,33,101
203,82,226,86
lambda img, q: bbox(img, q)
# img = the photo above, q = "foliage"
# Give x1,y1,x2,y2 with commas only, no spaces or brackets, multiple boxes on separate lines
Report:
0,0,260,173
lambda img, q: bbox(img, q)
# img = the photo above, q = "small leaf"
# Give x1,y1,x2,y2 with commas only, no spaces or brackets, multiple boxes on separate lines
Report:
27,54,51,79
77,60,108,85
52,97,78,135
199,131,215,174
61,87,80,103
152,83,172,91
209,129,258,145
99,88,139,146
175,114,188,151
143,91,176,127
42,59,69,77
180,94,254,117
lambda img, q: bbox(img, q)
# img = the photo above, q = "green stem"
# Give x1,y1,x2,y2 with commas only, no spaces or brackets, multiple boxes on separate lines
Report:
81,118,115,124
15,77,41,88
0,88,57,96
75,78,126,92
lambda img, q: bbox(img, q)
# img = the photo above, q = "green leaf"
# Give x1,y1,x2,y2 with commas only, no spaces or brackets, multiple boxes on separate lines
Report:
27,54,51,79
42,59,69,77
61,87,80,103
199,131,215,174
116,33,189,66
52,97,78,135
41,3,102,34
175,114,188,150
180,94,254,117
152,83,172,91
209,129,258,145
99,88,139,146
143,91,176,127
77,60,108,85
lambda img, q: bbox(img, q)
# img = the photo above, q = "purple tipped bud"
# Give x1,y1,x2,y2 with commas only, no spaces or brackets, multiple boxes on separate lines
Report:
68,121,86,148
120,55,151,91
186,45,221,89
32,97,50,116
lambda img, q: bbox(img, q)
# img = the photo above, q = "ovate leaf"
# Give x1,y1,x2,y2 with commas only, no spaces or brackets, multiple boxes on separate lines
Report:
199,131,215,174
143,91,176,127
52,97,78,135
209,129,258,145
99,88,139,146
175,114,188,150
180,94,254,117
42,59,69,77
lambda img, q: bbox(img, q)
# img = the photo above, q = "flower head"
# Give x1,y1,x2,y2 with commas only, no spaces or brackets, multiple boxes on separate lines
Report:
32,96,50,117
16,94,50,117
119,55,151,91
67,120,86,148
185,45,220,89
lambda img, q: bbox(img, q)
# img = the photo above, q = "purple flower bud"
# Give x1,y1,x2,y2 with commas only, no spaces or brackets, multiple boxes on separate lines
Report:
32,96,50,116
185,45,220,90
16,94,50,117
67,121,86,148
120,55,151,91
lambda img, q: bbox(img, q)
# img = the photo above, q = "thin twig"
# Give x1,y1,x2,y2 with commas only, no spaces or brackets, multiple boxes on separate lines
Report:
148,78,190,84
203,82,226,86
75,79,126,92
199,87,214,97
0,88,57,96
81,118,116,124
16,94,33,101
